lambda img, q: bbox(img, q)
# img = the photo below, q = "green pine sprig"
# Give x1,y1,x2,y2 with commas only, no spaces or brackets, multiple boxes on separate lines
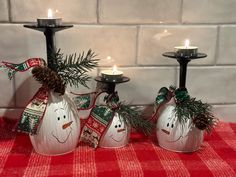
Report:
175,97,211,123
173,89,218,132
51,49,99,88
116,103,155,135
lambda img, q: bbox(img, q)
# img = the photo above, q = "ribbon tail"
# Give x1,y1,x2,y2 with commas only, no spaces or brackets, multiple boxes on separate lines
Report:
0,58,46,80
0,64,16,80
150,87,174,121
17,87,49,135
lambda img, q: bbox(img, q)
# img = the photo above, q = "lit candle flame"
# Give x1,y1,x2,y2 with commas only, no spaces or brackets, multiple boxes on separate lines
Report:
112,65,117,75
48,9,53,18
184,39,190,49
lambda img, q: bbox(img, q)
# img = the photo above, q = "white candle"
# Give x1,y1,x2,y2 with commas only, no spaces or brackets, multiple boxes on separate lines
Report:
101,65,123,81
174,39,198,57
37,9,62,27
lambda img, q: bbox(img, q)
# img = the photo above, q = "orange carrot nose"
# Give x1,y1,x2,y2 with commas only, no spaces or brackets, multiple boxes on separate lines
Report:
161,129,170,135
117,128,125,133
62,121,73,129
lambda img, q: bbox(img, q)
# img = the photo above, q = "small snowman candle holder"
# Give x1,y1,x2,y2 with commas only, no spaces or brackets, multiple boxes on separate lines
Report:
94,74,131,148
156,40,208,153
77,67,154,149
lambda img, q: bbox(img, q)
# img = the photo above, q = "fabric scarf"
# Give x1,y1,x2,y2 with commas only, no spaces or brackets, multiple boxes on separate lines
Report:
74,91,120,148
1,58,49,134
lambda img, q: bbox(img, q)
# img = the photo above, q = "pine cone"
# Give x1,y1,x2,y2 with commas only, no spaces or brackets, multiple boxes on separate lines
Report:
32,66,66,95
193,113,211,131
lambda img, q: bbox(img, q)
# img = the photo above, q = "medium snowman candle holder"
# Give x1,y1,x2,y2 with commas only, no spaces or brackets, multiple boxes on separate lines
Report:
153,40,217,153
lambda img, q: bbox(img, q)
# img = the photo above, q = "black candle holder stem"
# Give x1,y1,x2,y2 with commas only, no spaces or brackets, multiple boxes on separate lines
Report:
24,24,73,71
163,52,207,91
95,76,130,94
178,59,190,90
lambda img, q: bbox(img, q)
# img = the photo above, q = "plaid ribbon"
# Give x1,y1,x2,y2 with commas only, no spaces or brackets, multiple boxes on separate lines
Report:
78,92,120,148
72,92,97,110
17,87,49,135
0,58,49,134
0,58,45,80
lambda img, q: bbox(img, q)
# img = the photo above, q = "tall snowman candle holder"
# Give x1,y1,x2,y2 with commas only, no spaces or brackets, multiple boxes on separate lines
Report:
154,39,217,153
74,65,154,149
0,9,98,156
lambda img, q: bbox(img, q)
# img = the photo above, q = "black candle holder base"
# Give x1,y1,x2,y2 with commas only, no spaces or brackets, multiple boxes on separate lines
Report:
95,76,130,94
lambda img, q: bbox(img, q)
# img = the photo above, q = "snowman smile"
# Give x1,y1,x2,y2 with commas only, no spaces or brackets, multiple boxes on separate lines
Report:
110,132,125,142
51,128,72,144
166,135,183,142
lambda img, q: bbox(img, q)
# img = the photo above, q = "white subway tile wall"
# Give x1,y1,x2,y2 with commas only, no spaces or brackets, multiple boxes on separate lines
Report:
0,0,235,122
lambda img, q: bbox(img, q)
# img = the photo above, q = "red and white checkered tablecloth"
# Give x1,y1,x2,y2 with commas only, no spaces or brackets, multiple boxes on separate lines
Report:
0,118,236,177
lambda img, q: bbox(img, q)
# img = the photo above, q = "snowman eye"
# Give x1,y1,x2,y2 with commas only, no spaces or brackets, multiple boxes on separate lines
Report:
115,125,118,128
171,124,174,128
167,123,169,127
57,117,60,121
118,124,121,128
63,115,66,119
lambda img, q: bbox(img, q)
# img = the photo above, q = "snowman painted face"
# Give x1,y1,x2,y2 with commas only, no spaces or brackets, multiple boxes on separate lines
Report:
29,92,80,155
51,107,74,144
157,106,190,143
99,113,129,148
156,104,204,152
109,116,126,142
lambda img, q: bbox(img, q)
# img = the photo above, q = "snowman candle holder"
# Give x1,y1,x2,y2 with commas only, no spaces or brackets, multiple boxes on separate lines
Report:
154,50,209,153
76,75,154,149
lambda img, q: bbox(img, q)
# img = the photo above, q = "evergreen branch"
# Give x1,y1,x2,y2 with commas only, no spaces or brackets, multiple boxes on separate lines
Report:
173,89,217,132
175,98,211,123
59,49,98,73
58,70,91,88
116,103,155,135
51,49,99,88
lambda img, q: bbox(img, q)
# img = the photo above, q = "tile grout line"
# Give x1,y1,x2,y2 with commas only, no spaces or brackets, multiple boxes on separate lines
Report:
96,0,100,24
7,0,12,22
179,0,184,24
214,25,221,66
134,25,140,65
1,21,236,26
